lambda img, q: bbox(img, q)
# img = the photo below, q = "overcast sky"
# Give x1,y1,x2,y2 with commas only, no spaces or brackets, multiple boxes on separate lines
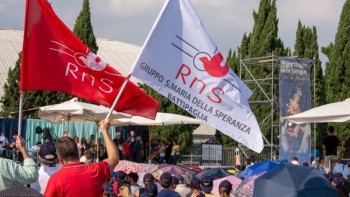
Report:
0,0,345,69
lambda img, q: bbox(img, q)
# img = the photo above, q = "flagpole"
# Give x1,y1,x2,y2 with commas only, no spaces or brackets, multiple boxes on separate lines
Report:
105,74,131,120
18,91,24,136
105,1,169,121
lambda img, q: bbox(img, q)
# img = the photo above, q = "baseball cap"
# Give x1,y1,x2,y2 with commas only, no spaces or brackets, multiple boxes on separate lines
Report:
160,172,172,188
143,173,155,183
174,174,184,183
145,182,158,197
190,177,201,189
38,141,57,162
200,176,213,193
115,171,126,182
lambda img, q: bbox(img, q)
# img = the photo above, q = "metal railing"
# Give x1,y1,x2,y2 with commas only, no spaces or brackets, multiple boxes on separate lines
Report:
180,144,278,166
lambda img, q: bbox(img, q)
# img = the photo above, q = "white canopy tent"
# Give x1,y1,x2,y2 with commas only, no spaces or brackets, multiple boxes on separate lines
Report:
38,98,130,131
285,98,350,124
112,112,203,126
284,98,350,160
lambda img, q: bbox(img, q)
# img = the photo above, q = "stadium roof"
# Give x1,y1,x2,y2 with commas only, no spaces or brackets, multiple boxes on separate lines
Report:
0,29,215,137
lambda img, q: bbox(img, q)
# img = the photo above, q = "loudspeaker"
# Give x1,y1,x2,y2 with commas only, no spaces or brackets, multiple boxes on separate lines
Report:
35,126,43,134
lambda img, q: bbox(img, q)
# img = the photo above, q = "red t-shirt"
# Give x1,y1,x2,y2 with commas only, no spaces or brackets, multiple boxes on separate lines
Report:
45,161,110,197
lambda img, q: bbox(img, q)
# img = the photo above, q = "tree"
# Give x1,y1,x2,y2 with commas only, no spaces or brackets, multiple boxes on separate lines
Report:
1,53,23,117
293,21,326,151
73,0,98,54
322,0,350,156
244,0,287,141
218,0,287,147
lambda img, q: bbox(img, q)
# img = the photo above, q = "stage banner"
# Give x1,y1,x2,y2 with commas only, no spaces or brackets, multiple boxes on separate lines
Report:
279,57,312,164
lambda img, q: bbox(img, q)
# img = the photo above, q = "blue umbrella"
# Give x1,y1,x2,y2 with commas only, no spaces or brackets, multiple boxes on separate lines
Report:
253,162,338,197
240,160,282,179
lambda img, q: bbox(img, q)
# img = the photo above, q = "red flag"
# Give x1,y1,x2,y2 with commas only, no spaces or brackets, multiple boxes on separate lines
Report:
20,0,159,119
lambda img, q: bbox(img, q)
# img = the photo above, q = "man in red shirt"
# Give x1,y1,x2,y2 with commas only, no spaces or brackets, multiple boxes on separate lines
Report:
45,119,119,197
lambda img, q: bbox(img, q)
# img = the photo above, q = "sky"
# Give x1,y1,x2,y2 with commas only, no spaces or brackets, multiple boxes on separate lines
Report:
0,0,346,70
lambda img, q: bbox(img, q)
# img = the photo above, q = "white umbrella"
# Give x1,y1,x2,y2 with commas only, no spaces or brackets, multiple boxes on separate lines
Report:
38,98,130,126
112,112,203,126
284,98,350,124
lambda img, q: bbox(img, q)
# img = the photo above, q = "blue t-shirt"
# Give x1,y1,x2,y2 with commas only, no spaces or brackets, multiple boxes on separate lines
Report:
158,189,181,197
131,185,140,195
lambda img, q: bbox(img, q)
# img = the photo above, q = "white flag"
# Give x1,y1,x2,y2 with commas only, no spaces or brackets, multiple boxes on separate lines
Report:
130,0,264,153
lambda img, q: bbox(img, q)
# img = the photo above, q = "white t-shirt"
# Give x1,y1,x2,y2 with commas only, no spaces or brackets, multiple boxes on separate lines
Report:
30,164,62,194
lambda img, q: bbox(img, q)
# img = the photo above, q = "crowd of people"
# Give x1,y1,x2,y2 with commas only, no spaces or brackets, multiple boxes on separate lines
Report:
0,120,231,197
149,138,180,165
0,119,118,196
0,121,349,196
104,170,232,197
113,130,180,165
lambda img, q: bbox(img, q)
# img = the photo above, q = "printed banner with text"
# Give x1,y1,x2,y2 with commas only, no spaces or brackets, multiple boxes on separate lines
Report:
279,57,312,164
130,0,264,152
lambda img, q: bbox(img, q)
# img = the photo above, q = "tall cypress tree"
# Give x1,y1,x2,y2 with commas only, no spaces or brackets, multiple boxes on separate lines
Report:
242,0,286,141
293,21,326,151
73,0,98,54
322,0,350,155
294,20,304,57
217,0,287,148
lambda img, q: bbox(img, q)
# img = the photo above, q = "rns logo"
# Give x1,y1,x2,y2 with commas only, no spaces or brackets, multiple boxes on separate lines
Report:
49,40,123,93
74,52,107,71
171,35,241,104
194,52,229,78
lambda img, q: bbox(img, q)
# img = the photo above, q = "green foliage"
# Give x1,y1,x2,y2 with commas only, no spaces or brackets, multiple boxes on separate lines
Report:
218,0,288,147
0,53,21,117
139,84,199,154
293,21,326,150
226,0,285,146
249,0,285,57
245,0,286,141
323,0,350,156
73,0,98,54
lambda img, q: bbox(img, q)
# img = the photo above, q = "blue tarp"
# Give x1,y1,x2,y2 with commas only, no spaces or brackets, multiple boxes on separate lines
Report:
1,119,116,150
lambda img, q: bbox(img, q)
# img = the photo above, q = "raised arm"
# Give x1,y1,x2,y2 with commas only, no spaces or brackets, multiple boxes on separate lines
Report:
7,134,39,186
100,119,119,171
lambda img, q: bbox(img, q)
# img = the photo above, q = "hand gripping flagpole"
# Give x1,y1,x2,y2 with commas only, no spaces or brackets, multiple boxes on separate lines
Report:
105,74,131,120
